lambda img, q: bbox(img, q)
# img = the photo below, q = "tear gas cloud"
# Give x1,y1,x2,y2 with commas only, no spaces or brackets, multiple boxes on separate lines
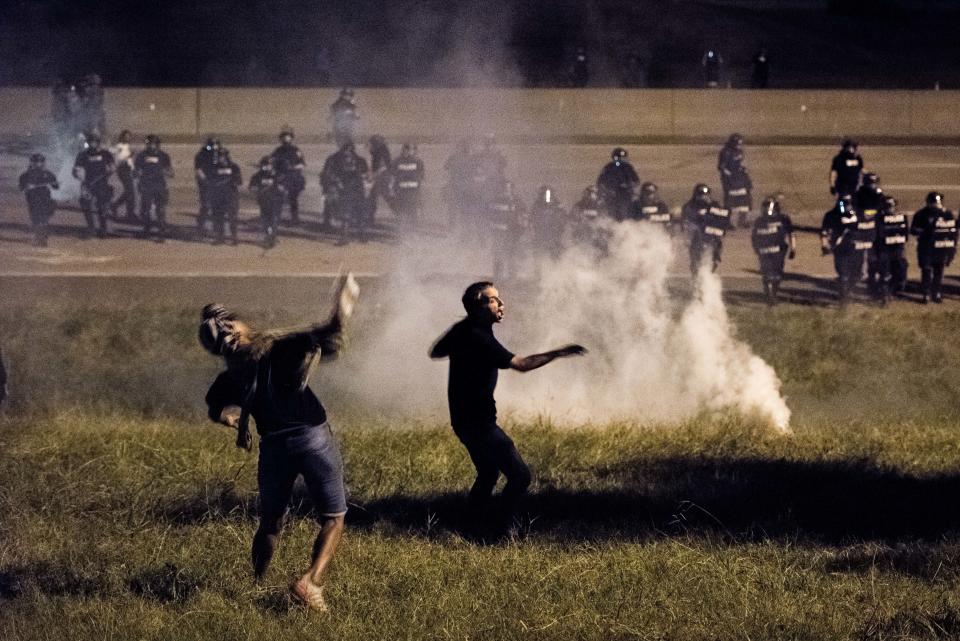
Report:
338,222,791,433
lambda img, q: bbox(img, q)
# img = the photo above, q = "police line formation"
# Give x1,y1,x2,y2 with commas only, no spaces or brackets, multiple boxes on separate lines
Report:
19,108,957,307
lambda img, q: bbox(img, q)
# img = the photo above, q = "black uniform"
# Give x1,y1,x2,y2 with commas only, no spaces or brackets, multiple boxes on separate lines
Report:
630,194,671,229
134,148,173,240
682,197,729,274
194,143,219,227
855,184,885,292
911,206,958,302
208,159,243,244
488,191,527,280
821,201,875,302
718,144,752,227
390,152,425,224
751,212,793,300
249,167,286,248
18,167,59,247
73,146,115,237
270,143,306,223
596,161,639,221
875,202,909,299
830,150,864,198
570,193,609,255
320,147,369,238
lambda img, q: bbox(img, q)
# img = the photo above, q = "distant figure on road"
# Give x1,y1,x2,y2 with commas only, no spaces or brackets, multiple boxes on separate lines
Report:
911,191,957,304
19,153,59,247
430,281,587,536
702,49,724,88
596,147,639,222
751,196,795,305
751,48,770,88
329,88,359,147
829,138,864,198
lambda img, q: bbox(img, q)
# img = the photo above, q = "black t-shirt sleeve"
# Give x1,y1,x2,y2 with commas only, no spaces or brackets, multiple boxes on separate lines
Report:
783,214,793,234
430,326,455,358
475,328,514,369
830,155,842,173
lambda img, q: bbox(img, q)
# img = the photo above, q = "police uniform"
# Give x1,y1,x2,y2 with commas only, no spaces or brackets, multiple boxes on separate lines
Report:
488,186,527,280
72,142,115,238
911,199,958,303
682,189,729,274
530,188,567,260
367,136,392,225
821,198,875,303
329,90,359,147
875,198,909,301
320,144,369,239
718,136,752,227
596,150,639,222
270,137,306,224
855,179,885,294
751,204,793,303
18,158,59,247
208,154,243,245
830,143,864,198
194,140,220,228
249,161,286,248
390,147,425,224
570,189,610,256
630,185,672,231
134,140,173,241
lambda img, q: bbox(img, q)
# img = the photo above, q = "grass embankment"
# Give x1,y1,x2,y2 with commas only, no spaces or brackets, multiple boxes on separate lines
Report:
3,301,960,639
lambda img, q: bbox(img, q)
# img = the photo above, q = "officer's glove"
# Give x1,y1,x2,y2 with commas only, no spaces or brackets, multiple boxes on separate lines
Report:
788,249,796,260
829,186,837,196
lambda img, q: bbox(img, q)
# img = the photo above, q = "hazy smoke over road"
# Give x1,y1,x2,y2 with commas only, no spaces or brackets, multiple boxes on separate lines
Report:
339,222,791,433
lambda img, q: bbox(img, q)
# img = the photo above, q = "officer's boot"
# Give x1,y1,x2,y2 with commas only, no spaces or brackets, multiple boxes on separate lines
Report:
762,278,771,305
96,205,108,238
289,196,300,225
933,265,944,303
921,268,931,304
771,279,781,305
157,206,167,243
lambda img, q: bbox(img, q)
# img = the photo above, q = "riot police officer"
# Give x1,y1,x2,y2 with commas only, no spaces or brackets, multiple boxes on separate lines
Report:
134,134,174,242
329,88,359,147
596,147,639,222
270,127,306,224
821,194,875,304
570,185,608,254
320,141,369,241
72,132,115,238
855,172,885,294
875,195,909,304
207,148,242,245
911,191,958,304
249,156,286,249
367,134,392,225
488,180,527,280
751,197,795,305
390,143,425,226
18,153,59,247
529,185,567,259
682,184,729,274
717,134,753,227
829,138,864,198
630,181,672,230
195,137,221,230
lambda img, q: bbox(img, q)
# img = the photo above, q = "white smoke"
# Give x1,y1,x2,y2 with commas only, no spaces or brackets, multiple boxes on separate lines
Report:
338,221,790,433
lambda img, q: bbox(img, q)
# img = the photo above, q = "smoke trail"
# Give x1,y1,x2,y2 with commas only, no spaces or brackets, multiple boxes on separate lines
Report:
337,220,790,432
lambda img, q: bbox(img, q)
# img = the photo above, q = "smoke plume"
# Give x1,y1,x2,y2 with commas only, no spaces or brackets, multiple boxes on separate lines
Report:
337,221,791,433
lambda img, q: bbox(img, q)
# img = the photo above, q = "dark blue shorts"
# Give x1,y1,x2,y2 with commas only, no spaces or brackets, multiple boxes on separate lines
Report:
257,421,347,519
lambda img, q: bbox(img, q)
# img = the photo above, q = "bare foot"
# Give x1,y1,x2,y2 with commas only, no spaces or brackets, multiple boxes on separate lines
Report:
290,578,328,613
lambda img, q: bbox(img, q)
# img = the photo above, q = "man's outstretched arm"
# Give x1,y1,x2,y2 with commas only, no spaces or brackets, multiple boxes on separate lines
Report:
509,344,587,372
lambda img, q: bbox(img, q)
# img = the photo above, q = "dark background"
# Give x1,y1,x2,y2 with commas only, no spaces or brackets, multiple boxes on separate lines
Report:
1,0,958,88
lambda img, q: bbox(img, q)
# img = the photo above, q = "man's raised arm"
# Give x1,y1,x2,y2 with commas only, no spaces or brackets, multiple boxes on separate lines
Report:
509,344,587,372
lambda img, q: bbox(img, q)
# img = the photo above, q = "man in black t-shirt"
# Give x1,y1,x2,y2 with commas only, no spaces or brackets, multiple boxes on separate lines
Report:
430,281,586,532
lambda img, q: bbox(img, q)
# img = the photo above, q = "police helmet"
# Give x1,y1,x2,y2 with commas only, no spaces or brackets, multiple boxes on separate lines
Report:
145,134,160,146
340,87,354,98
538,185,556,204
85,132,101,146
340,141,355,154
29,153,45,165
205,136,221,150
837,193,853,212
727,133,744,148
927,191,945,208
761,197,779,216
611,147,628,162
259,155,272,168
693,183,711,199
582,185,598,199
369,134,385,147
218,147,231,162
118,129,132,141
862,172,879,187
400,142,414,155
279,126,294,140
882,195,897,211
641,182,658,195
841,138,858,151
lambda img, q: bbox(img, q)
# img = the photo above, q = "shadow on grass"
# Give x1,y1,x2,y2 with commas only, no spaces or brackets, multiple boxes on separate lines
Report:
350,456,960,546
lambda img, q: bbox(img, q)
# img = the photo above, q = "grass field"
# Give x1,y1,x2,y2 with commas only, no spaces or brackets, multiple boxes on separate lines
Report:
4,298,960,640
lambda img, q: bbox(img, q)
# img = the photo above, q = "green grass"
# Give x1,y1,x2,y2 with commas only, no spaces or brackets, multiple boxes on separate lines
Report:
4,300,960,639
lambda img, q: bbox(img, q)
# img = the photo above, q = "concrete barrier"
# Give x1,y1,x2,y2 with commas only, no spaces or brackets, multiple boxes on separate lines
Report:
0,87,956,141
